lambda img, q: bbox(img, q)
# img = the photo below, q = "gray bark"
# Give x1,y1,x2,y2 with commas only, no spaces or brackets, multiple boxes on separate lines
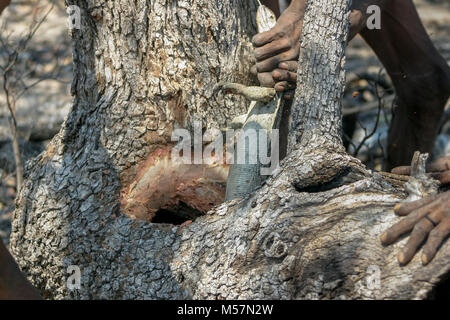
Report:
288,0,347,152
9,0,449,300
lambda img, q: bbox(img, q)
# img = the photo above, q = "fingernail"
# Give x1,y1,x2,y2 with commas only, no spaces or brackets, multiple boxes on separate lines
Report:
398,252,405,264
273,71,280,79
421,254,429,265
279,63,287,69
394,203,402,213
380,232,387,243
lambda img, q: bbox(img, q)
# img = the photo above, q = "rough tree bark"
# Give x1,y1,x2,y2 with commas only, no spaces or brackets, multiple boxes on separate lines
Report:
10,0,449,299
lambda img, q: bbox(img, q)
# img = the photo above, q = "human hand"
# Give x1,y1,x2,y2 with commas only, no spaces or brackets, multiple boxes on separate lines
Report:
381,156,450,265
251,1,305,99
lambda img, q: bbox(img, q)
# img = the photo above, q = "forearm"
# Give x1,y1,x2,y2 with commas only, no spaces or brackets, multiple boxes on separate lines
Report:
0,241,41,300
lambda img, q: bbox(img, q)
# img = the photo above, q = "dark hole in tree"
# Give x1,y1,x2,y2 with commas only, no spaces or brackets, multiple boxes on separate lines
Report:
295,167,354,193
151,201,204,225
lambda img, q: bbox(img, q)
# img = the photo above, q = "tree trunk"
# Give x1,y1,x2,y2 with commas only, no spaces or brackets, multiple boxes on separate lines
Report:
10,0,449,300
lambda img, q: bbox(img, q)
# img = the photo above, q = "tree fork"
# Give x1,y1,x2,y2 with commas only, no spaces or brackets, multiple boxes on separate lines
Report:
9,0,450,299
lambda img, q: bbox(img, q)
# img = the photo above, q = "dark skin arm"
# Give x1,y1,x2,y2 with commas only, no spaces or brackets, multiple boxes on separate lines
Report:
0,241,41,299
382,156,450,265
